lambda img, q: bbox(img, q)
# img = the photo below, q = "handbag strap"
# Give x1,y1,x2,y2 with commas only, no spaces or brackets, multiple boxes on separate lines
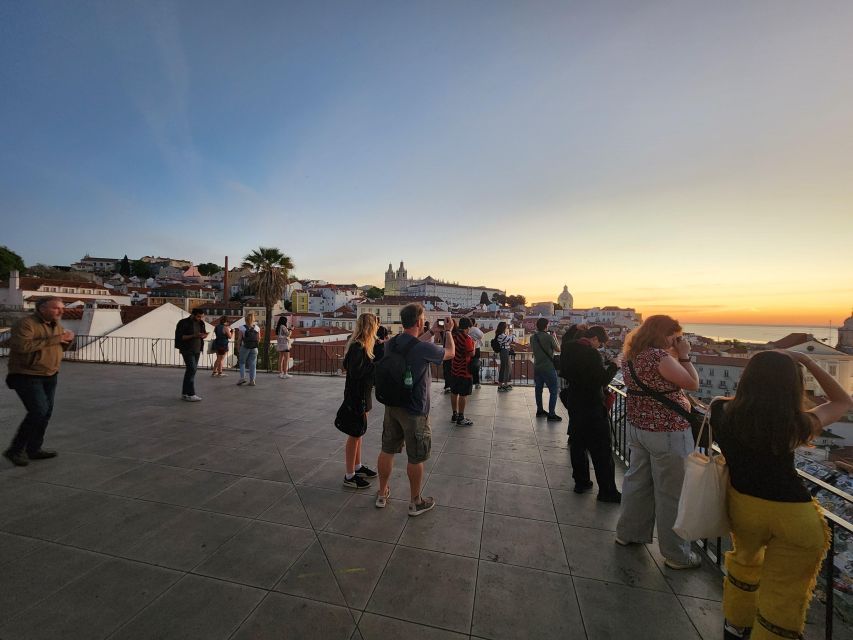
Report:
626,359,693,423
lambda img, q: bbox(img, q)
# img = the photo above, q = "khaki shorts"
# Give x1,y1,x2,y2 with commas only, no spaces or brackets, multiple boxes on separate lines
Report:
381,406,432,464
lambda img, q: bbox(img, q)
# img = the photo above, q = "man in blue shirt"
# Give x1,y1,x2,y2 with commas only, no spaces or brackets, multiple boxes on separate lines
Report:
375,303,455,517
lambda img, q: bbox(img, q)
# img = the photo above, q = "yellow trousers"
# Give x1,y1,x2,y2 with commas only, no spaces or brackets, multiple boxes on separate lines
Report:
724,487,829,639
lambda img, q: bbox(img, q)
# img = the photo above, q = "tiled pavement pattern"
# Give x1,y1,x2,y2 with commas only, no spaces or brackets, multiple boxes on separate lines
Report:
0,361,833,639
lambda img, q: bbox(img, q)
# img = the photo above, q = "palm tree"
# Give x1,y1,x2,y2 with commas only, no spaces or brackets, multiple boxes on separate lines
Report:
241,247,295,370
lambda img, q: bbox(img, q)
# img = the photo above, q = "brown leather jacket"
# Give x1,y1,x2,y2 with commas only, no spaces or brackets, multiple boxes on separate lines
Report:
7,313,69,376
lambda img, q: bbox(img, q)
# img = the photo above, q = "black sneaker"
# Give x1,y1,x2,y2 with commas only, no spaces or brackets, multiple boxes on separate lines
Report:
3,449,28,467
597,491,622,504
456,416,473,426
547,413,563,422
451,412,459,423
343,475,371,489
723,621,752,639
27,449,58,460
355,465,377,478
535,409,548,417
573,481,593,494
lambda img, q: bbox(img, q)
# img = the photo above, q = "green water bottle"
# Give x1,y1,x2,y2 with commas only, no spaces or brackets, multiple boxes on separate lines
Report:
403,366,413,389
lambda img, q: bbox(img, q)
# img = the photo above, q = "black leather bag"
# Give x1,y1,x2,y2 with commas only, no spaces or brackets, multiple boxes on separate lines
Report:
334,400,367,438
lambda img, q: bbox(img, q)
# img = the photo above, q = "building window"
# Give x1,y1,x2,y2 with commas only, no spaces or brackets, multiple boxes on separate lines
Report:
724,370,729,378
709,368,715,376
829,364,838,376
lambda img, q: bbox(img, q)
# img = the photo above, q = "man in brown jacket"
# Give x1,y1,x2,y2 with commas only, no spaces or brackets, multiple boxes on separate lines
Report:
4,296,74,466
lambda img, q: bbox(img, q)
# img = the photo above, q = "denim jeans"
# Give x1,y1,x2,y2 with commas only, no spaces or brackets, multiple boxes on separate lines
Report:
499,350,511,384
239,346,258,381
7,373,58,454
534,367,559,413
181,351,200,396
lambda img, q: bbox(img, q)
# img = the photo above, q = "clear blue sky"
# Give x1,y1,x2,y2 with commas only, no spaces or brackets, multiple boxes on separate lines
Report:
2,1,852,322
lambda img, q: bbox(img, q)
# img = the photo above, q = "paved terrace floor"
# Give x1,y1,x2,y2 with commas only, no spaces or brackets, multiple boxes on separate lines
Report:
1,360,740,640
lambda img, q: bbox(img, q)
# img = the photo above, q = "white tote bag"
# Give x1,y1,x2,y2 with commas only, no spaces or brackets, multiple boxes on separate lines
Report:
673,405,731,540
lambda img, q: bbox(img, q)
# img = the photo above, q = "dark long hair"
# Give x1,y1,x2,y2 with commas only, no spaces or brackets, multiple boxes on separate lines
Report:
496,321,507,336
721,351,814,454
275,316,288,333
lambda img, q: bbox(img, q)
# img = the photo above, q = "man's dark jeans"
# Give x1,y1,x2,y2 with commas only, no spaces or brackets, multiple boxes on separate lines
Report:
181,351,200,396
567,403,618,496
471,348,481,385
7,373,58,455
442,359,452,390
534,367,559,414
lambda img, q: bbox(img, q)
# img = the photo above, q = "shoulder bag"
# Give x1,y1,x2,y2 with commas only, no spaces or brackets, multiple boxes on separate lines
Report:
672,403,730,540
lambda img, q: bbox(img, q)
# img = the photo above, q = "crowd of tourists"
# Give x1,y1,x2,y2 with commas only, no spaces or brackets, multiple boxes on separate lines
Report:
4,297,853,639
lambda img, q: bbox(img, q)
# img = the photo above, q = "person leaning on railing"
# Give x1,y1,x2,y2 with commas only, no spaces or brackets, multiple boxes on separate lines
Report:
711,350,853,640
615,315,702,569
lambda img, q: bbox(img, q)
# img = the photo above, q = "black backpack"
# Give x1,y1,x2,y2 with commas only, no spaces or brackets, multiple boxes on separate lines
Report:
374,335,419,407
490,336,501,352
242,324,259,349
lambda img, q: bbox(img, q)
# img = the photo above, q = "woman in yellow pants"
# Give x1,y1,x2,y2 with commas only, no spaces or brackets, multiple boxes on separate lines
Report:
712,350,852,640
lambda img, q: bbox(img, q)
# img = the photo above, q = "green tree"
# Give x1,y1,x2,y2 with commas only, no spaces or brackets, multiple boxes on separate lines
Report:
364,286,384,299
242,247,295,369
0,246,25,281
506,294,527,308
554,303,563,311
479,291,490,305
26,264,91,281
491,292,507,306
119,255,131,277
197,262,222,276
131,260,151,278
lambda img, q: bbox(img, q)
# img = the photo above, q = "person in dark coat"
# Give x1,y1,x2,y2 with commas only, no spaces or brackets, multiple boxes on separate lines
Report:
560,325,621,502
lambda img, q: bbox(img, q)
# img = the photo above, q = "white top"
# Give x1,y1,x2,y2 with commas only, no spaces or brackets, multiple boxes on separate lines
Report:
468,326,484,347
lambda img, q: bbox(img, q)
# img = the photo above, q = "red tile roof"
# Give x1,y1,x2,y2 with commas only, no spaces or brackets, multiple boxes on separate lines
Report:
693,355,748,367
14,277,109,291
120,306,157,324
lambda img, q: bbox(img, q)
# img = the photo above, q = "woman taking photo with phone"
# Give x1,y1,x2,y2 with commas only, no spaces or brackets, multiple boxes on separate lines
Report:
495,321,516,391
275,316,292,379
615,315,700,569
712,350,852,640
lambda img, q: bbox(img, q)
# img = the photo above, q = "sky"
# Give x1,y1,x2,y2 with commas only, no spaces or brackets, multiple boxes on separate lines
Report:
2,0,851,325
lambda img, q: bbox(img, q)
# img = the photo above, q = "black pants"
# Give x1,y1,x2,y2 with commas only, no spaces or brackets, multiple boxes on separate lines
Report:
181,351,200,396
442,359,452,389
471,348,481,385
7,373,58,455
568,404,618,496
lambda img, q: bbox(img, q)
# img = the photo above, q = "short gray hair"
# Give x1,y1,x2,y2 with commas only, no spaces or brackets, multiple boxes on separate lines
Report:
35,296,63,310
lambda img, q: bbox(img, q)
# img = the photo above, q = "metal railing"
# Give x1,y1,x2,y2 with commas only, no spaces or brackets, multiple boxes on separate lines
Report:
606,384,853,638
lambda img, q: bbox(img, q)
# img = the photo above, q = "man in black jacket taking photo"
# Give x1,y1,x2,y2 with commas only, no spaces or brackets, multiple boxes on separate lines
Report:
175,308,207,402
560,325,621,503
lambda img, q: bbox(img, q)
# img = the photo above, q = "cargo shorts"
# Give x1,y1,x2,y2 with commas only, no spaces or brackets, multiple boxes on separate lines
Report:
381,405,432,464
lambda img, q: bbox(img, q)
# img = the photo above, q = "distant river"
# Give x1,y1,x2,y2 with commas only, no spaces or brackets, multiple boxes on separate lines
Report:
682,323,838,345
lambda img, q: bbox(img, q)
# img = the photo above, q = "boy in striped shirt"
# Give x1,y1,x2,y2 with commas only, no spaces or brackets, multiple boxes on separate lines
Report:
450,318,476,426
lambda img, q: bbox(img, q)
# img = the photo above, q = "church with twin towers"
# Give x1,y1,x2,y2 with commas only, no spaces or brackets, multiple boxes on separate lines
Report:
384,261,505,309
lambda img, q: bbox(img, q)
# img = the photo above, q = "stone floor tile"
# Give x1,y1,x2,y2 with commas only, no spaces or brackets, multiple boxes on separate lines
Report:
200,477,293,517
274,539,347,606
110,574,265,640
574,577,701,640
480,513,569,573
367,546,478,634
441,437,493,457
231,592,356,640
560,525,671,592
543,463,575,491
123,509,247,570
472,561,585,640
677,595,723,640
325,494,411,543
551,488,621,531
0,558,180,640
487,459,548,487
485,482,556,521
0,543,106,625
194,521,316,588
357,612,470,639
423,473,487,511
137,467,241,507
2,490,127,542
537,445,573,467
0,481,83,525
399,506,483,558
312,532,395,610
58,499,185,555
432,453,490,480
0,532,49,567
93,463,192,498
292,485,353,529
489,441,542,464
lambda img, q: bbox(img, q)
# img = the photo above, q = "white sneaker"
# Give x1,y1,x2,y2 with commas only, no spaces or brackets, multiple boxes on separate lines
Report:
279,373,286,379
217,373,227,377
183,395,203,402
283,374,292,379
665,551,702,570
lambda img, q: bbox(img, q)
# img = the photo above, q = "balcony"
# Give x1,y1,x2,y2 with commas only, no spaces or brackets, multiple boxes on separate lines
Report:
0,345,846,639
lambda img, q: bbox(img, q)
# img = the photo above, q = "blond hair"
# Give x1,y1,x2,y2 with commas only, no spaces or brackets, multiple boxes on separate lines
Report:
348,313,379,360
245,312,257,326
